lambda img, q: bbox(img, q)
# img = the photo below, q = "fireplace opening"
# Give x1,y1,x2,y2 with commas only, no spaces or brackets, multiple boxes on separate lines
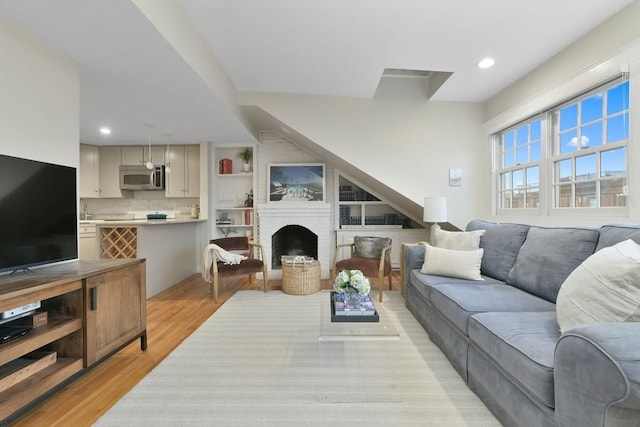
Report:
271,225,318,269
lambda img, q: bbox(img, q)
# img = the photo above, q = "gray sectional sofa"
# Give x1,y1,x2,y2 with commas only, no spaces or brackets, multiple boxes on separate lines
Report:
404,220,640,427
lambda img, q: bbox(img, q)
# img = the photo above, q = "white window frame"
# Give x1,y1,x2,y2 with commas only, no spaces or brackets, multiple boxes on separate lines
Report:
492,76,631,218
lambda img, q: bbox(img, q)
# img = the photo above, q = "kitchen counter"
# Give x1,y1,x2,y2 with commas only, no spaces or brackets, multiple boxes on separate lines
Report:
80,218,206,226
80,218,207,297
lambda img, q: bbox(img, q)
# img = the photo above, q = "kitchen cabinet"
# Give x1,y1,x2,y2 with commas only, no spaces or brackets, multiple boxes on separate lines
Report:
79,144,100,198
79,223,98,260
166,145,199,198
121,146,165,166
213,145,256,238
0,259,146,423
98,146,123,198
84,262,146,366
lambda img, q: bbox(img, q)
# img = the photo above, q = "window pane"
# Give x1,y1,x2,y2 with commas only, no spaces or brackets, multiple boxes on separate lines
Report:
512,190,524,208
503,150,514,168
512,169,524,189
526,187,539,208
557,184,572,207
581,122,602,147
557,159,572,182
607,81,629,115
503,131,515,150
576,154,596,181
601,148,626,178
581,94,602,123
607,113,629,143
575,181,596,207
600,178,626,207
530,142,541,162
501,191,512,209
559,104,578,131
516,125,528,146
560,129,578,154
501,172,512,190
516,146,528,165
530,120,541,141
526,166,539,187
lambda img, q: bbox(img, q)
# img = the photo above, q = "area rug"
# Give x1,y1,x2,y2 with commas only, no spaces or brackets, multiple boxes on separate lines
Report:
95,291,499,426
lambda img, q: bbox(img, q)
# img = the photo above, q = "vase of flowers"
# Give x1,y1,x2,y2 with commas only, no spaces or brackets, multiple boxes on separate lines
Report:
334,269,371,306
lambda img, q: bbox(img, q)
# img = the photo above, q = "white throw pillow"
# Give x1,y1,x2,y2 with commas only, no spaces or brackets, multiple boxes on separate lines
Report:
431,224,485,251
556,239,640,333
421,243,484,281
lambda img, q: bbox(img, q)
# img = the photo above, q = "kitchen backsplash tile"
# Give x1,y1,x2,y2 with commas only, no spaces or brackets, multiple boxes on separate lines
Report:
81,195,199,219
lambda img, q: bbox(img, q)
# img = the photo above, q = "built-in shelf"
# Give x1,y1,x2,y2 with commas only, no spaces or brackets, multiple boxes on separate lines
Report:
216,173,253,177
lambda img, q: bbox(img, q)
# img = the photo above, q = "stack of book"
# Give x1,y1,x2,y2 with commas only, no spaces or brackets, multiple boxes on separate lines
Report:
333,292,376,316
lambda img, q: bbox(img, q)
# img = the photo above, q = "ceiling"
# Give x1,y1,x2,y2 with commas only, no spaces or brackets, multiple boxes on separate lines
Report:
0,0,633,146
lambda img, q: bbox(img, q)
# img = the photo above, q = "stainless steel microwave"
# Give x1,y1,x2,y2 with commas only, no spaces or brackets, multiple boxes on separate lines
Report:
119,165,165,191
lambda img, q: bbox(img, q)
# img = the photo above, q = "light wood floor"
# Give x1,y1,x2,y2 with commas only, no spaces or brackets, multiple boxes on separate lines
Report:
10,272,402,426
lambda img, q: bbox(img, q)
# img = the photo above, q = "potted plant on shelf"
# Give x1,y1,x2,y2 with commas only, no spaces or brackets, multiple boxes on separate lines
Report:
237,148,252,172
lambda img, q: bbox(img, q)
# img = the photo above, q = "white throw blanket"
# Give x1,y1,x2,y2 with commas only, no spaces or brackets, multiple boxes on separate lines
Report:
201,243,248,283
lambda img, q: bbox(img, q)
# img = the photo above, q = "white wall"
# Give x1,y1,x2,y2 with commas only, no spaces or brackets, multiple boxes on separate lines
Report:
0,17,79,166
241,92,486,228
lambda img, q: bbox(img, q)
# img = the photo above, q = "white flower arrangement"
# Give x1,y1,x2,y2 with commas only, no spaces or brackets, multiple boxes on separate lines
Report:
333,269,371,296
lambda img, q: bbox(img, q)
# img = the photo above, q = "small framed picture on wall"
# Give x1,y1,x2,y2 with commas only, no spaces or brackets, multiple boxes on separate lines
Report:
449,168,462,186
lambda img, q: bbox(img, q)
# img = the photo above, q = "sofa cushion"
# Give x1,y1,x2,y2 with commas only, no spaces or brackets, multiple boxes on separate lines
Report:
410,270,504,301
466,220,530,282
469,311,560,408
421,244,484,280
556,239,640,333
431,224,485,250
429,283,556,335
507,226,599,303
596,223,640,251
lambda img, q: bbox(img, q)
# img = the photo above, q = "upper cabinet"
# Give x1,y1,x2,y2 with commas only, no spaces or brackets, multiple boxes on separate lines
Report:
121,146,165,166
80,144,100,198
79,144,122,198
165,145,199,198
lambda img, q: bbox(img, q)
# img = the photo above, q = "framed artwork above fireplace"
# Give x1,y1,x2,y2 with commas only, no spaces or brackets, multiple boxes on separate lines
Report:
267,163,325,202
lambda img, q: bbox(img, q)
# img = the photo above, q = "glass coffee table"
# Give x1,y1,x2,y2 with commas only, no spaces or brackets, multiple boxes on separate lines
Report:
318,291,400,341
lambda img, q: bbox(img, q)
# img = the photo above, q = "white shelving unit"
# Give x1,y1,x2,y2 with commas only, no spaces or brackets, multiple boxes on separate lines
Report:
213,146,256,238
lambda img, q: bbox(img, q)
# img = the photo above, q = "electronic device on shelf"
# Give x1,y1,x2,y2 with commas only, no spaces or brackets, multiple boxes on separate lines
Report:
1,301,41,320
0,325,32,344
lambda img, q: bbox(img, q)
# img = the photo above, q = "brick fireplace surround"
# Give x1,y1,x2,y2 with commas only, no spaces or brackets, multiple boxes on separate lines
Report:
257,202,332,279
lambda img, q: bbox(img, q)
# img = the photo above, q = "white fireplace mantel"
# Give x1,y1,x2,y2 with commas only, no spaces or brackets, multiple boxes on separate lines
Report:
257,202,332,279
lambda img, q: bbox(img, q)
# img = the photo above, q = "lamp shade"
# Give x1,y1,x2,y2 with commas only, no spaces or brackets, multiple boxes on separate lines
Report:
423,196,447,223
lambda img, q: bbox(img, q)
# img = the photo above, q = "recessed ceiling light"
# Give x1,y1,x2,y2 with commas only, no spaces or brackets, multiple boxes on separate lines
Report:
477,58,495,69
99,127,111,135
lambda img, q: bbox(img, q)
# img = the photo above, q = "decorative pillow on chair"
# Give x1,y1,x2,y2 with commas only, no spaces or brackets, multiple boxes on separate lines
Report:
354,236,391,259
421,243,484,281
431,224,485,251
556,239,640,333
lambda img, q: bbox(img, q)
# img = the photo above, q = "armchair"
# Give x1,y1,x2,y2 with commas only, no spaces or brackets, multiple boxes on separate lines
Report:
206,237,268,303
333,236,392,302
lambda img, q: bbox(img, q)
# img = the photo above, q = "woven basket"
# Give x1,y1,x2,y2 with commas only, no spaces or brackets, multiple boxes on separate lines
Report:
282,260,321,295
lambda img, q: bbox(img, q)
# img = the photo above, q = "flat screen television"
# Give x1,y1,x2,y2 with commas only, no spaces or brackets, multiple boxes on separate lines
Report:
0,154,78,275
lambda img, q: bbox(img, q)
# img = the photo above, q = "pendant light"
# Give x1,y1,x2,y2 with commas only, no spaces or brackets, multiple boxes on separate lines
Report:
145,123,155,169
164,132,172,174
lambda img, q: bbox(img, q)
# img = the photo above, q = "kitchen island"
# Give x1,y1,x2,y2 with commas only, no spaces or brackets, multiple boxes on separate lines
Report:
80,218,207,297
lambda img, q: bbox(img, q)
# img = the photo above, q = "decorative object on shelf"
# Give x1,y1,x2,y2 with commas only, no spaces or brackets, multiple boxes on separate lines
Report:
219,158,232,174
237,148,252,172
267,163,325,202
333,269,371,306
244,189,253,207
190,204,199,219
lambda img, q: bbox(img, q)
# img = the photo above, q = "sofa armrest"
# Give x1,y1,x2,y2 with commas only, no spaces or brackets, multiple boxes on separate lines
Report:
554,322,640,427
402,244,425,295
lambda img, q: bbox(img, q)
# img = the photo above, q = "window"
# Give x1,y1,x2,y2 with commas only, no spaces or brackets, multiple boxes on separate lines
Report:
497,118,542,210
495,78,629,213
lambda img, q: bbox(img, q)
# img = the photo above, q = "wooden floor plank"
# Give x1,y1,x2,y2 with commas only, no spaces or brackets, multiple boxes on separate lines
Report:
9,272,401,426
